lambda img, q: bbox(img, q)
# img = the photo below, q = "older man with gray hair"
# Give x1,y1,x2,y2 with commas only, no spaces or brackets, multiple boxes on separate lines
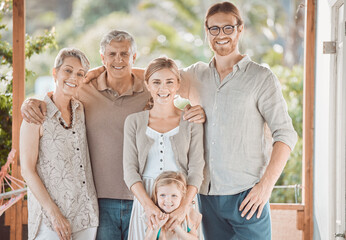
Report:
77,30,150,240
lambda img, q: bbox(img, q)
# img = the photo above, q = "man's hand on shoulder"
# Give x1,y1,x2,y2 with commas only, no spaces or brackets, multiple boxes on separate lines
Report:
21,98,47,124
83,65,106,84
183,104,206,124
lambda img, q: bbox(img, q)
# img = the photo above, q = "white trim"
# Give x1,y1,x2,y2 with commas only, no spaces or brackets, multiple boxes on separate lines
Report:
328,3,337,237
329,1,346,238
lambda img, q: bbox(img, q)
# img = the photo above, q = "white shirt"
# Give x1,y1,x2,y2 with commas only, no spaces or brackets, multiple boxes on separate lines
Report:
142,126,180,179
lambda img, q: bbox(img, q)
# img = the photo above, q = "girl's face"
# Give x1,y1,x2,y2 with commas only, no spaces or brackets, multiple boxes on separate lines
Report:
145,68,180,106
156,183,183,213
53,57,86,97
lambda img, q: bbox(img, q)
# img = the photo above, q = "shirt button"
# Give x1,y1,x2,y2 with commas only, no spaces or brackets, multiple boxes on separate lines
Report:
212,123,215,126
160,168,162,170
215,106,218,110
77,148,80,151
80,165,83,168
72,131,76,134
160,159,163,162
160,142,163,145
161,134,163,137
83,181,85,184
160,150,163,153
212,141,215,145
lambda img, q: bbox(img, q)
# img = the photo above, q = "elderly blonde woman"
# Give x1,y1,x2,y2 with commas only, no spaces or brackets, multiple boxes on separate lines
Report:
20,48,98,240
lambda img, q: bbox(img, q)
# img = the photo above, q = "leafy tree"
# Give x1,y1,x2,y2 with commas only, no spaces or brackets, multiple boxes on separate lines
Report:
0,0,57,167
72,0,140,30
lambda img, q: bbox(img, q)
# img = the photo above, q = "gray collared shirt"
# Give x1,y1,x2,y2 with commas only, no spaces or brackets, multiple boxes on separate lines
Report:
181,55,297,195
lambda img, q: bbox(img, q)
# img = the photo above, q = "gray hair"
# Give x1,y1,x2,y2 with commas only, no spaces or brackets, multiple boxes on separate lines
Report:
99,30,137,55
54,47,90,71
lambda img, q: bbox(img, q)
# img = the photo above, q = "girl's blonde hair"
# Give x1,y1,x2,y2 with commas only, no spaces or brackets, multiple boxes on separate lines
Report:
151,171,187,206
143,57,180,110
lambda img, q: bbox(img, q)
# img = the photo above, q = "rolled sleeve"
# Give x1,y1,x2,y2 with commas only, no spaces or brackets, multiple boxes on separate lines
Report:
257,73,298,151
186,122,205,191
123,116,142,189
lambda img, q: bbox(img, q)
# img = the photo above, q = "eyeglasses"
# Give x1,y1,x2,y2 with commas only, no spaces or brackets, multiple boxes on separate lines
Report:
208,25,238,36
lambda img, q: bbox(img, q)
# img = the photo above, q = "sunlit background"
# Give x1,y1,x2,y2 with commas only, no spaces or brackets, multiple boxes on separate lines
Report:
0,0,305,203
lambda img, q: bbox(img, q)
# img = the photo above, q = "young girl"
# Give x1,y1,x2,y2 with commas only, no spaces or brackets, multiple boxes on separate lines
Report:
145,171,202,240
123,57,204,239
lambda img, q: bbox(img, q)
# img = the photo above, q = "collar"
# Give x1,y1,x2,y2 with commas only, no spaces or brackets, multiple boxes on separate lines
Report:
45,95,80,119
209,54,251,72
95,71,144,95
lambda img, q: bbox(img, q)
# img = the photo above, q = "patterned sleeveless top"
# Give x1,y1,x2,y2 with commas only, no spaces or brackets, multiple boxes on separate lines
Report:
27,95,98,240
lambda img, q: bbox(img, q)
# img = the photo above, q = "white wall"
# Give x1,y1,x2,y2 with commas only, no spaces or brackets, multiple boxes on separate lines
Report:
313,0,333,239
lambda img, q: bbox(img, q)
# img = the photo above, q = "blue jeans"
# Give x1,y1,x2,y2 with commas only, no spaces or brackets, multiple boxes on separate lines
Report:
96,198,133,240
198,189,271,240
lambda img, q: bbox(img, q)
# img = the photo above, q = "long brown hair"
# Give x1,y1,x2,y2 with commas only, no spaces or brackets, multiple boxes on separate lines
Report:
151,171,187,206
143,57,180,110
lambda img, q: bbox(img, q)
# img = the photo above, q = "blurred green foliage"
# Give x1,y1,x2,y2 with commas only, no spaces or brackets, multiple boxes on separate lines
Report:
270,64,303,203
0,0,57,167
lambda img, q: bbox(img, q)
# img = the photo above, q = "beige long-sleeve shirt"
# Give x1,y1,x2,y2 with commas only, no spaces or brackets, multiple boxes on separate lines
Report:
180,55,298,195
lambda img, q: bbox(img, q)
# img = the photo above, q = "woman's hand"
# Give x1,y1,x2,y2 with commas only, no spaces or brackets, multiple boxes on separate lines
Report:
144,203,166,230
156,214,169,229
47,207,72,240
165,204,189,231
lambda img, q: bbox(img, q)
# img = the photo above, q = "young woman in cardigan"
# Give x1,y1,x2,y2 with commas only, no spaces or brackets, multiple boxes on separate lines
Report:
123,57,204,240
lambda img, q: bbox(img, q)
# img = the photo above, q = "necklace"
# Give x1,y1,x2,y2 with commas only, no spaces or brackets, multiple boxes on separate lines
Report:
59,109,73,129
51,95,73,129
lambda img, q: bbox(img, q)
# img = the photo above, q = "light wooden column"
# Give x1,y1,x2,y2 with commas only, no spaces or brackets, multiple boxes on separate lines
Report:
10,0,25,239
303,0,316,239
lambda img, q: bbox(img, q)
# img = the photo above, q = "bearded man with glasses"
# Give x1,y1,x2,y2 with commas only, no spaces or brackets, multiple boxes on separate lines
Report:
179,2,298,239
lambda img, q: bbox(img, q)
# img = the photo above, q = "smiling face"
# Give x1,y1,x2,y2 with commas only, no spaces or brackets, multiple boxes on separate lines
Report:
206,12,243,57
101,40,136,80
145,68,180,106
53,56,86,97
156,183,183,213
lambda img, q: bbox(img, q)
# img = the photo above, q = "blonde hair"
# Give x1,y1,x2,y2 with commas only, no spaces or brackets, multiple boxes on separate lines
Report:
54,47,90,72
151,171,187,206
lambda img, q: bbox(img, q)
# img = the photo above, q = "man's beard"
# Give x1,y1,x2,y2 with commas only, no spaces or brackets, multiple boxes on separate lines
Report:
210,38,237,56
